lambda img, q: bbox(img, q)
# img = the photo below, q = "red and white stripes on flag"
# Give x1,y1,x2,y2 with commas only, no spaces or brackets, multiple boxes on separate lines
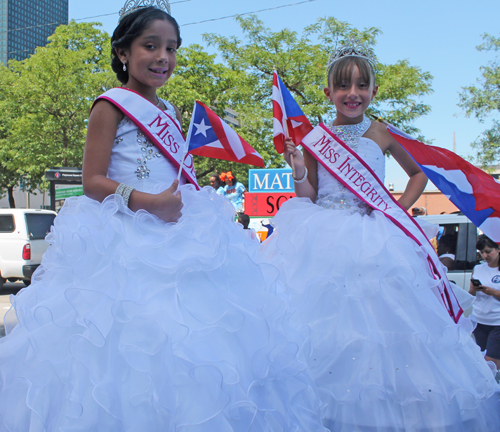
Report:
273,72,287,154
272,71,313,154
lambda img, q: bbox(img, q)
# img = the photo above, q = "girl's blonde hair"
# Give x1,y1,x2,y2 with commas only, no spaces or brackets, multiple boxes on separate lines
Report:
328,56,375,88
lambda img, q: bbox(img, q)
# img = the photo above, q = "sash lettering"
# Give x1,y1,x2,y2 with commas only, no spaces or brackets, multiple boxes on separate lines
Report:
93,88,199,189
302,124,463,323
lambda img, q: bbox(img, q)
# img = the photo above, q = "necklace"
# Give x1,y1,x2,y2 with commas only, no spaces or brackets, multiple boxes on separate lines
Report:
328,115,371,150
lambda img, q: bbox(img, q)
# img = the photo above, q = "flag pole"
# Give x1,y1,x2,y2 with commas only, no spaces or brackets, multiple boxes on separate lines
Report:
277,69,295,176
283,113,296,175
177,101,197,183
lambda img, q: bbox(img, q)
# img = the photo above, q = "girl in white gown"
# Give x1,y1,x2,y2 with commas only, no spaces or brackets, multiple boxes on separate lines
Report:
0,5,327,432
262,42,500,431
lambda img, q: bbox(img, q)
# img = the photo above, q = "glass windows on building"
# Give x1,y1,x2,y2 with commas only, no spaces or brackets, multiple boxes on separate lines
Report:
1,0,68,64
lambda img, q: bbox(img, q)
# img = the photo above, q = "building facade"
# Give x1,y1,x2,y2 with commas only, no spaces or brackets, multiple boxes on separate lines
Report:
0,0,68,65
391,190,459,215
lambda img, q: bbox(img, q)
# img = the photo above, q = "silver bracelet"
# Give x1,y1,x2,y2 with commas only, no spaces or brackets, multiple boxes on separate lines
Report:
293,167,308,184
116,183,135,208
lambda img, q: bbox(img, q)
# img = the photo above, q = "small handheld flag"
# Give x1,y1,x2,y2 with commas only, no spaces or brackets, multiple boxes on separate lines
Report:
388,125,500,243
186,101,264,167
272,71,313,154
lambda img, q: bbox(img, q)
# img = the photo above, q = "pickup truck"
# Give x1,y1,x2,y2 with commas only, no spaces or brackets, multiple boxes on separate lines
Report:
0,209,57,287
416,213,479,290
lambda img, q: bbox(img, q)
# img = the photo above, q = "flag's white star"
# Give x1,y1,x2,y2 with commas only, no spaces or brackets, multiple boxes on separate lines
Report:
194,118,212,137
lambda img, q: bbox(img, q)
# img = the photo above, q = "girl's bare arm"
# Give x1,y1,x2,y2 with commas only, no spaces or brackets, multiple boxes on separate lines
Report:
368,123,427,211
82,100,183,222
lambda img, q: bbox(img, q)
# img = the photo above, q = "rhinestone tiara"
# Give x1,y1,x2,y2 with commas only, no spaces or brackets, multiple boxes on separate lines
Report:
119,0,171,20
327,38,377,74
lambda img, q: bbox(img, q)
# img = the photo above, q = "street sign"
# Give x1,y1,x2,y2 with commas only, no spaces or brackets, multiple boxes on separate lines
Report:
248,168,295,193
246,168,296,217
44,167,83,211
245,192,296,216
55,185,84,200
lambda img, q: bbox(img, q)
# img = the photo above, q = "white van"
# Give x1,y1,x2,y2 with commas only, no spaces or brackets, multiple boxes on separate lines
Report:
416,213,480,290
0,209,57,287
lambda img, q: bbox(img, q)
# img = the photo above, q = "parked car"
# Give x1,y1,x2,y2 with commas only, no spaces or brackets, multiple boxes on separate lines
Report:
416,213,480,290
0,209,57,287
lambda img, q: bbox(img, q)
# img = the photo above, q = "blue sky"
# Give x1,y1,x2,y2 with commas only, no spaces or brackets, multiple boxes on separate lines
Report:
69,0,500,190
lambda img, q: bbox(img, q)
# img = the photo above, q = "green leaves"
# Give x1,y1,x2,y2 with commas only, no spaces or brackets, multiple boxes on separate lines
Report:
0,22,117,198
459,33,500,166
0,16,435,192
204,14,433,146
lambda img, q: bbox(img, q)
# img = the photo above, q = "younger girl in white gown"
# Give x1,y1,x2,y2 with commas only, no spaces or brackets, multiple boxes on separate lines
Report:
0,5,326,431
262,41,500,431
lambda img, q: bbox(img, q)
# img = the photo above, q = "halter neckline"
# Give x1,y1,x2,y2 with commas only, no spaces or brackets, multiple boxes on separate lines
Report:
329,115,371,149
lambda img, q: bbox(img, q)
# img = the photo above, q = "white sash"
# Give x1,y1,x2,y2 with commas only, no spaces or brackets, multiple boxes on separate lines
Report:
94,88,199,189
302,124,463,323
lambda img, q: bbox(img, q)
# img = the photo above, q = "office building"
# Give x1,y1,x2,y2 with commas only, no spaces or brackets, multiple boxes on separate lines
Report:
0,0,68,65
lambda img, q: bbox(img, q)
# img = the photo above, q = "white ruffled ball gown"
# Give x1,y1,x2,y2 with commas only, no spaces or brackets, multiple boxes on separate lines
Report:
0,102,327,432
261,125,500,431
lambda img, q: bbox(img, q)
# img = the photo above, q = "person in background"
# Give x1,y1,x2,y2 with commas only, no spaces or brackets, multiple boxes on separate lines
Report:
237,211,259,242
261,220,274,239
221,171,245,212
438,233,457,271
411,206,426,216
209,172,225,195
236,212,250,229
470,234,500,371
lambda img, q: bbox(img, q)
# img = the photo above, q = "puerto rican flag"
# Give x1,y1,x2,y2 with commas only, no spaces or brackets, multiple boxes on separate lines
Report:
272,71,313,154
187,101,264,167
388,125,500,242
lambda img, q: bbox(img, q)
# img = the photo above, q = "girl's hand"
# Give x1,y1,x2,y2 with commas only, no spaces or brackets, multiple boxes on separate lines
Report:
149,180,183,223
284,139,306,179
283,138,317,201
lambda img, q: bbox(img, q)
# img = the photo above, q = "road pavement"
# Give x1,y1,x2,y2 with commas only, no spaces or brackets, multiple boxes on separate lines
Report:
0,282,25,337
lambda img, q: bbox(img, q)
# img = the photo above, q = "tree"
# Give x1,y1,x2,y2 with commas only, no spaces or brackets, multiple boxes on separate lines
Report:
204,15,433,149
0,66,23,207
459,33,500,166
160,44,257,185
0,21,117,196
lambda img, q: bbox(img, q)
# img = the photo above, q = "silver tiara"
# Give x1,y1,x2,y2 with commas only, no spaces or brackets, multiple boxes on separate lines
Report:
327,38,377,73
119,0,171,19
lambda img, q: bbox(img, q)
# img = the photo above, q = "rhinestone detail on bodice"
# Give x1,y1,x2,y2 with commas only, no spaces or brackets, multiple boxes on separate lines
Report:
316,116,377,215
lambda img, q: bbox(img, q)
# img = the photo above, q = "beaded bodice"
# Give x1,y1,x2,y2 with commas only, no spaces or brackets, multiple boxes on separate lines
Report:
106,99,187,193
316,118,385,215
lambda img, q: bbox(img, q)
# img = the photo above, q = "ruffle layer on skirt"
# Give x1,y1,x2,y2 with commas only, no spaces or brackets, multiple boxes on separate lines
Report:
262,197,500,432
0,186,326,432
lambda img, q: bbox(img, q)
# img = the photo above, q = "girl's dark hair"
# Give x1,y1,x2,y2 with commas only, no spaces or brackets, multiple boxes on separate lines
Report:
228,175,238,186
111,6,182,84
476,234,500,270
328,56,375,88
237,212,250,229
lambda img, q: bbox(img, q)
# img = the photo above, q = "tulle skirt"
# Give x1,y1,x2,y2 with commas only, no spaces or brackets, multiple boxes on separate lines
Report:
261,197,500,432
0,186,326,432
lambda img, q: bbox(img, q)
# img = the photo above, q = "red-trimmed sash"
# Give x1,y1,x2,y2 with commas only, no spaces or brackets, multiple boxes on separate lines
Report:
93,88,199,190
302,124,463,323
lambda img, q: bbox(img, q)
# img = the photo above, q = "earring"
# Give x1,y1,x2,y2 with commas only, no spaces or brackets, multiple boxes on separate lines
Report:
123,63,127,72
